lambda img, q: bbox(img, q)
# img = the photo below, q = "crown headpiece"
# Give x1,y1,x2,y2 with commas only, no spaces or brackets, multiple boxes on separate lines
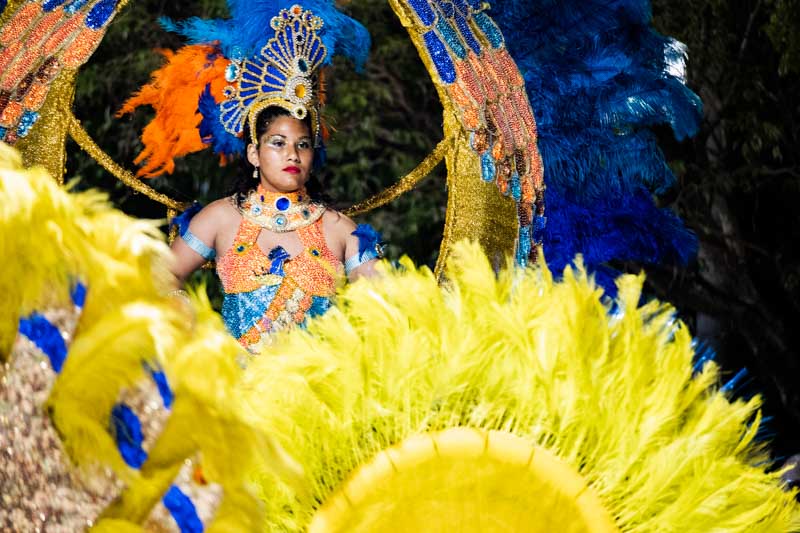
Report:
220,5,327,145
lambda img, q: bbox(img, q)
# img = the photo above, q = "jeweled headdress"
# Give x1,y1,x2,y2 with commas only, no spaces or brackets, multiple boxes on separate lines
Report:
119,2,369,177
220,5,327,146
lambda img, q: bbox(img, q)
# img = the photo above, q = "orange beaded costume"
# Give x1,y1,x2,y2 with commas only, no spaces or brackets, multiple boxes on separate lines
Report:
216,215,342,351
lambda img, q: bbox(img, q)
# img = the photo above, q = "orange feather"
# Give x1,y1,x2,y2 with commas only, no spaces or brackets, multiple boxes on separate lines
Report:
118,44,230,178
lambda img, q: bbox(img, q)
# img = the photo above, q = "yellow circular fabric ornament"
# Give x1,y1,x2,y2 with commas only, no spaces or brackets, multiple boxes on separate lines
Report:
310,427,617,533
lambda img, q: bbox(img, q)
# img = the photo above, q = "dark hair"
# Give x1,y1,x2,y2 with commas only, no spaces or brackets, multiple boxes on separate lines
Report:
230,106,324,207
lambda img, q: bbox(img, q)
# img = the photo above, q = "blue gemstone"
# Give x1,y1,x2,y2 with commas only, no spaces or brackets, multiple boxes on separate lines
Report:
276,197,291,211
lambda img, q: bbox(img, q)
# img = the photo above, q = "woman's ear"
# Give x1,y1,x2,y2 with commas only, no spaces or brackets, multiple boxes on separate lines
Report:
246,142,259,167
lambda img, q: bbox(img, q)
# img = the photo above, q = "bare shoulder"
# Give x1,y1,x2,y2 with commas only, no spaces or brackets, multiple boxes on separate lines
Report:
190,196,239,227
322,208,356,236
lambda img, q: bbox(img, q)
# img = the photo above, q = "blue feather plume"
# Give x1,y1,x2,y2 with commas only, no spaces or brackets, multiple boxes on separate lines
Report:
198,85,245,155
490,0,702,289
160,0,370,69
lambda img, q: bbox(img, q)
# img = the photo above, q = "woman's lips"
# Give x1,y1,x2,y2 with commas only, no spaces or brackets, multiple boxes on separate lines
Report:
283,166,300,174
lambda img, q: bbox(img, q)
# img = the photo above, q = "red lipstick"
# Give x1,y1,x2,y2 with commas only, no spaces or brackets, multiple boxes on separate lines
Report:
283,166,300,174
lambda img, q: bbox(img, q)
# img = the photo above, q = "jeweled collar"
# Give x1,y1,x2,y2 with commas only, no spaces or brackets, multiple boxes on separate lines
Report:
240,184,325,232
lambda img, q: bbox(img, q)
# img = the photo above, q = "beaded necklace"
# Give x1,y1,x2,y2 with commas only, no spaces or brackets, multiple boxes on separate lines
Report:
240,185,325,232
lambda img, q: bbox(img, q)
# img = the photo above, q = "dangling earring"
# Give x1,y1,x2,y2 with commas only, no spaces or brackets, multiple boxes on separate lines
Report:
252,166,259,180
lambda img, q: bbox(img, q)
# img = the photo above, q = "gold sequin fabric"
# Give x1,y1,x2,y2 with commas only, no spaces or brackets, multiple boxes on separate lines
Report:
0,308,122,532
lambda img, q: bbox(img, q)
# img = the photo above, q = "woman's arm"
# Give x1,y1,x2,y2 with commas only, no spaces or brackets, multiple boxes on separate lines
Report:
170,200,229,284
322,211,381,282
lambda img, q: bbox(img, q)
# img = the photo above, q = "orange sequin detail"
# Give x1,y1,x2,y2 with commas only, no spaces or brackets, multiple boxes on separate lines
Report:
0,3,40,46
449,82,472,108
521,177,534,204
0,101,23,127
512,89,538,138
0,41,23,76
498,49,525,87
43,15,84,57
219,216,341,347
2,46,40,92
62,28,103,68
489,101,515,157
25,10,63,50
217,218,340,294
491,139,504,161
473,53,508,93
455,58,485,106
463,106,480,129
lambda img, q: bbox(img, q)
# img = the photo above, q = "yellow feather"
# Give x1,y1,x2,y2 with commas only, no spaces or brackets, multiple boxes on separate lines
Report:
237,240,800,531
0,146,283,529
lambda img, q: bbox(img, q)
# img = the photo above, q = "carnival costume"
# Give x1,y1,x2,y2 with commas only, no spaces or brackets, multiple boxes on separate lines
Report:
2,0,800,532
215,186,342,349
121,3,383,350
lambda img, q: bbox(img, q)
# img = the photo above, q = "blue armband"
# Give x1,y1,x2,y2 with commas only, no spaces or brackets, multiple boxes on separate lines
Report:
345,224,383,276
180,229,216,261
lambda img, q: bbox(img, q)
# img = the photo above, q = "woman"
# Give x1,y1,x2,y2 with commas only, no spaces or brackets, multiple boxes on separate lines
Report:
171,106,380,352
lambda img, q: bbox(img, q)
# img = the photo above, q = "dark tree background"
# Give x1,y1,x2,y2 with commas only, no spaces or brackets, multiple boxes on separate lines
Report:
70,1,799,457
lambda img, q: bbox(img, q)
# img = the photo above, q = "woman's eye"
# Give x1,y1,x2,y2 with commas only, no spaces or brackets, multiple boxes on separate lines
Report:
298,141,311,149
269,139,285,147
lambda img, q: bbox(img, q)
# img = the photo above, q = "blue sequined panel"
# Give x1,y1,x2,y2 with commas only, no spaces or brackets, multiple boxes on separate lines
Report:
408,0,436,27
85,0,119,29
436,18,466,59
423,30,456,84
17,111,40,137
515,225,532,267
473,12,504,49
221,284,280,339
453,13,481,55
42,0,68,12
449,0,471,16
64,0,90,15
480,152,496,182
305,296,332,320
511,173,522,201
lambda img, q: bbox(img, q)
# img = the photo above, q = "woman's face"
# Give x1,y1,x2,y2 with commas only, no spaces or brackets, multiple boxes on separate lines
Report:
247,115,313,193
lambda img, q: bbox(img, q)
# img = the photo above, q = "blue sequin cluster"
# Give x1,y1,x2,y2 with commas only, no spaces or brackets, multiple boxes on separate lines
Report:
408,0,506,86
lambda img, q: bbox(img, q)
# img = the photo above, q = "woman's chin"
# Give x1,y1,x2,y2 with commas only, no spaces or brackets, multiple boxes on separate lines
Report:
262,176,308,193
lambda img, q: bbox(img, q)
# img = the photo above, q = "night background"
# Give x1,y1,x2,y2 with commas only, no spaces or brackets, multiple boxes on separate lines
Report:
68,0,800,461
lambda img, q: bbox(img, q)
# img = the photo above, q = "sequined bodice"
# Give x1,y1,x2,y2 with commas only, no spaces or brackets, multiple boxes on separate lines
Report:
216,216,342,350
